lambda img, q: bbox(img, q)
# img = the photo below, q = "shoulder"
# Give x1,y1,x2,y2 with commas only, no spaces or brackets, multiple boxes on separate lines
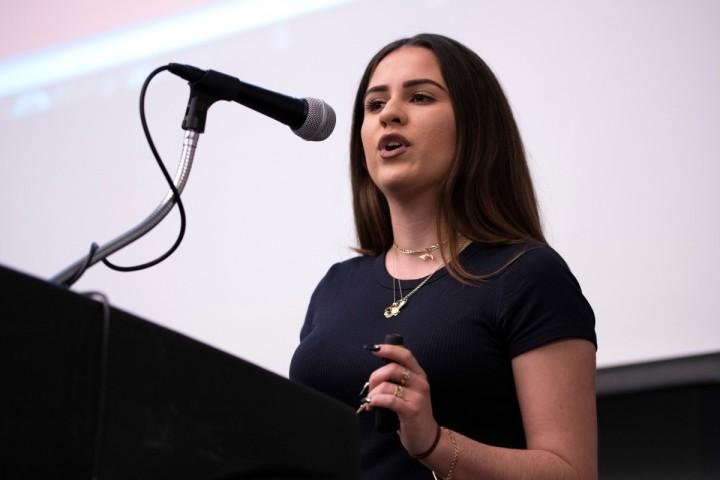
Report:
461,243,568,279
497,244,583,297
311,253,377,295
322,253,376,280
503,245,574,281
492,244,596,356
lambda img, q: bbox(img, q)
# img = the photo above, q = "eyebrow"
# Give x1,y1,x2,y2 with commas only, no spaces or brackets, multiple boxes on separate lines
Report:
364,78,447,97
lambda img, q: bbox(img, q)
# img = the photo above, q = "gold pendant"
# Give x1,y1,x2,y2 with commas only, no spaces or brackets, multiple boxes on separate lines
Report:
383,298,407,318
418,252,434,261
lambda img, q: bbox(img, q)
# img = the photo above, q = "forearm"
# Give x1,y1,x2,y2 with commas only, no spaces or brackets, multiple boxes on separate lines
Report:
421,428,592,480
365,342,597,479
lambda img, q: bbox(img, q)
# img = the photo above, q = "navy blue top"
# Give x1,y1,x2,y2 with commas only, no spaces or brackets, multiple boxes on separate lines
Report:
289,243,596,479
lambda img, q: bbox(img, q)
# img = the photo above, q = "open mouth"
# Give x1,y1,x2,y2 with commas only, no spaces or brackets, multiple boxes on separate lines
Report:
378,134,411,158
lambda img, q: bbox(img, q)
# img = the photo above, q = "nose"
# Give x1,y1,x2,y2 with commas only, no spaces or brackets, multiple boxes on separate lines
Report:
379,98,407,127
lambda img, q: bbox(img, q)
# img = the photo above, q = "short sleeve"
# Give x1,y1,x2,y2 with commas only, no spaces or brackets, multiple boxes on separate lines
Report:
299,301,315,341
496,246,597,358
298,263,339,341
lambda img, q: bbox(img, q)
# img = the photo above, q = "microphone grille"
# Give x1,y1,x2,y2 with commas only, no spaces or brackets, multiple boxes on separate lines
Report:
293,98,336,141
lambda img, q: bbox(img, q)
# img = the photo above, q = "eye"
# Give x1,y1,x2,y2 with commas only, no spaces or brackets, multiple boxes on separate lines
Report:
365,98,385,113
410,92,434,104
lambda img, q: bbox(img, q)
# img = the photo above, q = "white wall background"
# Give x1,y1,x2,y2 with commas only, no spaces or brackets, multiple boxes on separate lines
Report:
1,0,718,375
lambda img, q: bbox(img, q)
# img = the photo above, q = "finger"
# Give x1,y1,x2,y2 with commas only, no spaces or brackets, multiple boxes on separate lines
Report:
372,344,425,375
366,383,411,410
365,388,422,418
369,380,425,407
368,363,416,390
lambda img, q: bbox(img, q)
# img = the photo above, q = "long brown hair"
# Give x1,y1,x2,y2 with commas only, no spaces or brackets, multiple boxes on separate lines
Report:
350,33,545,282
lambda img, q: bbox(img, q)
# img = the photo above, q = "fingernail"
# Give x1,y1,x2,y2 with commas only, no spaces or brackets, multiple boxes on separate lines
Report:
363,344,381,352
359,396,371,405
358,382,369,397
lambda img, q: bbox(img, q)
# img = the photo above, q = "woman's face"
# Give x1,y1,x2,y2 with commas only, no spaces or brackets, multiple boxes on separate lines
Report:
361,46,457,200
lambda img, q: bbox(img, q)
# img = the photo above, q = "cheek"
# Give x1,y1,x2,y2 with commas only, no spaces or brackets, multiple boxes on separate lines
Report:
429,117,457,177
360,122,376,167
439,111,458,158
428,117,457,159
445,123,458,158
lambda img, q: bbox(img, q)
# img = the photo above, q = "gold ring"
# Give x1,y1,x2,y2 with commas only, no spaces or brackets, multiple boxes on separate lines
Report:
393,384,405,399
400,368,410,386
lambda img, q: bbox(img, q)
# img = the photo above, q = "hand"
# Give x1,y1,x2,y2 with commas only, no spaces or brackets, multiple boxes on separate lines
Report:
365,344,439,456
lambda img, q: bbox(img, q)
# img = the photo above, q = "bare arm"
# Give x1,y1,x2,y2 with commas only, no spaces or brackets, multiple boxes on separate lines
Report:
365,339,597,479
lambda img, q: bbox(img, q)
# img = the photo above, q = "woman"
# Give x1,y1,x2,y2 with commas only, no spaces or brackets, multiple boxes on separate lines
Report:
290,33,597,479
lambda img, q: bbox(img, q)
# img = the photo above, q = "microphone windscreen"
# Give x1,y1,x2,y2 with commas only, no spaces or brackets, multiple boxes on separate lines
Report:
293,97,336,141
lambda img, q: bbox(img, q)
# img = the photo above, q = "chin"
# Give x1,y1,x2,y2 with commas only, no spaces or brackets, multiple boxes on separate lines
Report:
378,178,438,201
373,173,412,194
371,163,416,189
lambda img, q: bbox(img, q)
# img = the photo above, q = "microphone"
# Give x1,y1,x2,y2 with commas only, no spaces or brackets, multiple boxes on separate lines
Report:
167,63,335,141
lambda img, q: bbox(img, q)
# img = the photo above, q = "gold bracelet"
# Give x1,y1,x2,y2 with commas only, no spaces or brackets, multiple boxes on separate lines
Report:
431,427,459,480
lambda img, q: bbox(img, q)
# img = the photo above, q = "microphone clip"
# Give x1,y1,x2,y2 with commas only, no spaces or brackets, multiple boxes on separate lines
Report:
181,89,216,133
170,65,236,133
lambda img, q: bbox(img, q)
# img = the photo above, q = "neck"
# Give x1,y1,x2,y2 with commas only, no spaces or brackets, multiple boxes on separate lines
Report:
385,193,448,280
388,200,440,251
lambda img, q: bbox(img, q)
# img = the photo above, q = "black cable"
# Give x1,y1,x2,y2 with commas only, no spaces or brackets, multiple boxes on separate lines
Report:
59,65,187,286
82,291,111,480
62,242,99,287
103,64,187,272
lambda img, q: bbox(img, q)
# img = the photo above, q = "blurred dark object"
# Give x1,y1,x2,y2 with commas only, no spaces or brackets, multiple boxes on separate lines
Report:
597,352,720,479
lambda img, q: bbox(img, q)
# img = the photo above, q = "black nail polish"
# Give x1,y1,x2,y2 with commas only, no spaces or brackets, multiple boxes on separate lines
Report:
363,344,381,352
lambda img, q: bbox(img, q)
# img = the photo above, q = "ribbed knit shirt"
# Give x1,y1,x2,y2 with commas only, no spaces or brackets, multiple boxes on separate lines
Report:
289,243,596,479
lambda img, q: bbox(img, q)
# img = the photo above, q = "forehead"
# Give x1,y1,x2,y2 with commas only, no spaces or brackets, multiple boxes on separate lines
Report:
368,46,446,88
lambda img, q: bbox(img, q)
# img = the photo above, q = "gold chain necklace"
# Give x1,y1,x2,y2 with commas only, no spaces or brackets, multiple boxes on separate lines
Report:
393,242,441,261
383,269,437,319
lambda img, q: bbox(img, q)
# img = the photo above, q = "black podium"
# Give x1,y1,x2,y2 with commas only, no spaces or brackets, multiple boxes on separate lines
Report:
0,265,359,480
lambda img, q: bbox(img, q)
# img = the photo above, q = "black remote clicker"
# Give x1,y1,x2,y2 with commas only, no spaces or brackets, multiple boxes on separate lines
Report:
375,333,404,432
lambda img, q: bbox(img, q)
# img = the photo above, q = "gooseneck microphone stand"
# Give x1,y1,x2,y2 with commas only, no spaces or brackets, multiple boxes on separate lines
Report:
50,63,334,287
49,130,199,286
50,64,213,287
